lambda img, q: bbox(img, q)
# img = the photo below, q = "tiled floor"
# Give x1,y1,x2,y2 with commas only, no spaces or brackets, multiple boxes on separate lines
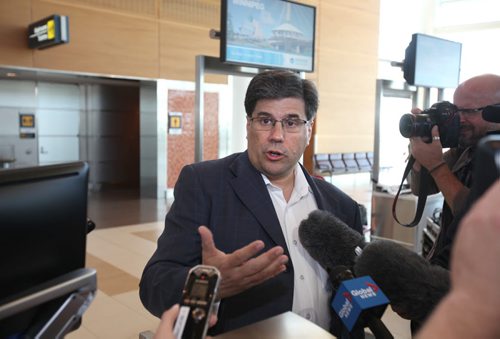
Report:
67,221,163,339
87,189,170,229
67,173,411,338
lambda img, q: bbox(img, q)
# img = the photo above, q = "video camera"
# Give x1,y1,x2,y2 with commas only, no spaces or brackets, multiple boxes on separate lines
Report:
471,134,500,200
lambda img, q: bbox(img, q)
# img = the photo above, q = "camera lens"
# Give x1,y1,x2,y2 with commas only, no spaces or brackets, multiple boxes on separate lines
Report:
399,113,416,138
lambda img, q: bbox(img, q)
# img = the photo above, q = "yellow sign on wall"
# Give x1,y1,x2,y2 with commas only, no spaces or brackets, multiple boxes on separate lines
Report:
47,19,55,39
168,112,183,135
170,116,181,128
19,113,36,139
28,14,69,49
20,114,35,128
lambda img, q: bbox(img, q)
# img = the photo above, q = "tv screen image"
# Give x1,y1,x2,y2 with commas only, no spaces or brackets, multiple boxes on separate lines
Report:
221,0,316,72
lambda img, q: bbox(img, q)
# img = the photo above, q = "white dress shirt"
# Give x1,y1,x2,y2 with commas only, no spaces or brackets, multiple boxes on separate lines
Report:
262,164,331,330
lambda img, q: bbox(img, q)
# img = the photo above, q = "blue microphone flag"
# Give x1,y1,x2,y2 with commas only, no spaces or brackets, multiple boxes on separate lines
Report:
331,276,389,331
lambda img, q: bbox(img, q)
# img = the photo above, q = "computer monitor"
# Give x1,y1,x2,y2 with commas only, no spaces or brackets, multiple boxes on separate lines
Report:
0,161,89,336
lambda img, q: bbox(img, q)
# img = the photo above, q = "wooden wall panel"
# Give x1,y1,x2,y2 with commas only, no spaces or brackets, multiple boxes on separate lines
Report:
0,0,33,67
159,21,219,82
297,0,319,172
315,1,379,153
160,0,219,29
54,0,157,17
30,0,159,78
315,92,375,153
158,9,225,83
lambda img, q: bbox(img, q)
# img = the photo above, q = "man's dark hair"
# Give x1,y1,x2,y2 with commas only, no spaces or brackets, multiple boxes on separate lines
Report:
244,69,319,121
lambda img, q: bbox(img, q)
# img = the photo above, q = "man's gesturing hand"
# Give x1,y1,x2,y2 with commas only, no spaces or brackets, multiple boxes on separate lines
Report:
198,225,289,300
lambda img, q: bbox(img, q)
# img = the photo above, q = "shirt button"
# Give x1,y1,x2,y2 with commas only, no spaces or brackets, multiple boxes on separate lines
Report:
293,240,297,245
300,275,304,280
306,313,311,319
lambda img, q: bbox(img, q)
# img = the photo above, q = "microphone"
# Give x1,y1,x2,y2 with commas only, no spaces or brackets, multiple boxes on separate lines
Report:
299,210,393,338
482,104,500,123
354,240,450,323
298,209,366,274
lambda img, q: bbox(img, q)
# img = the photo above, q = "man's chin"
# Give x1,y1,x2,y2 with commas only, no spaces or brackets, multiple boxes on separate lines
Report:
459,135,480,148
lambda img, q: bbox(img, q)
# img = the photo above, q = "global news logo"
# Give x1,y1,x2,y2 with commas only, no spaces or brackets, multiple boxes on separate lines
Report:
338,282,380,319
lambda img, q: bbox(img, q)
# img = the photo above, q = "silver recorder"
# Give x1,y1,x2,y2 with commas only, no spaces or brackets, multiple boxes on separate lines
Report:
173,265,221,339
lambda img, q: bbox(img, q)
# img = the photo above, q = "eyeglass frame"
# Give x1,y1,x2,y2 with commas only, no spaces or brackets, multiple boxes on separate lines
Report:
247,115,311,133
456,106,485,116
456,103,500,116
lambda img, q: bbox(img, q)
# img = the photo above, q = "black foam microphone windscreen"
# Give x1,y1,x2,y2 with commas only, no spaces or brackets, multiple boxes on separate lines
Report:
354,240,450,322
482,104,500,123
298,210,365,272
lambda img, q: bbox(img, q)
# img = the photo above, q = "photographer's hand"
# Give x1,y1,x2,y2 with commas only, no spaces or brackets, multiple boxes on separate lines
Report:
154,304,217,339
411,107,423,115
154,304,179,339
410,126,444,171
409,107,424,171
410,126,469,214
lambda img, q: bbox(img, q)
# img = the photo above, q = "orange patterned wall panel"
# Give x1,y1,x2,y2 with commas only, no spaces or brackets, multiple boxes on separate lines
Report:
167,90,219,188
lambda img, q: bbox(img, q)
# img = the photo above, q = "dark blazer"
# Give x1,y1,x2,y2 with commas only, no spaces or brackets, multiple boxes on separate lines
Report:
139,151,362,335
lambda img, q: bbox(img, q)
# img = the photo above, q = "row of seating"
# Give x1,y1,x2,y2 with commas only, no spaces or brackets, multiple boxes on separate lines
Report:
314,152,374,175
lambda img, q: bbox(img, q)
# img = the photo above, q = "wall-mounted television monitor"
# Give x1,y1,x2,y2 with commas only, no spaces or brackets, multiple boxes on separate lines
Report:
220,0,316,72
403,33,462,88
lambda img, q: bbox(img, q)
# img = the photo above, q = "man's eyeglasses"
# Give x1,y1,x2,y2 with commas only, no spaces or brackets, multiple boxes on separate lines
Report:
456,106,486,116
457,103,500,117
249,116,309,133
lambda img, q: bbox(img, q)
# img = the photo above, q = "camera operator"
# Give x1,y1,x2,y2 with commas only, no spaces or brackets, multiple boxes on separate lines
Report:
408,73,500,271
404,74,500,334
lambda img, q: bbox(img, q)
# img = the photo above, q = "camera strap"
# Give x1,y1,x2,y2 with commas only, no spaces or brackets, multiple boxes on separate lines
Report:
392,156,430,227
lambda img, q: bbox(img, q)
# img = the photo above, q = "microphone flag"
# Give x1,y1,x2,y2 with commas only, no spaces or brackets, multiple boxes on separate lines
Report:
331,276,389,332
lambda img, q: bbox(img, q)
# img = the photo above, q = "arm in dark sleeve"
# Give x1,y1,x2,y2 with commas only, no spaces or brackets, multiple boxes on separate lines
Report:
139,164,210,317
352,201,363,235
429,186,475,270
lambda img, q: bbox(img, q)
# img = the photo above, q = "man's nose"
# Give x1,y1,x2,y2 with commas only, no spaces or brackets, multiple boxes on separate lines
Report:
269,121,285,140
458,111,468,123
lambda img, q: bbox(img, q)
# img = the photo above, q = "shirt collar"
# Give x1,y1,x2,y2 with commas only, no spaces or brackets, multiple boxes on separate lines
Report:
261,164,312,198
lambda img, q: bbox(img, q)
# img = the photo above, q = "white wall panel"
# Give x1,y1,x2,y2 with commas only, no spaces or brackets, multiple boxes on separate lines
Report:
37,109,80,135
37,82,81,109
0,80,36,108
38,137,79,164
